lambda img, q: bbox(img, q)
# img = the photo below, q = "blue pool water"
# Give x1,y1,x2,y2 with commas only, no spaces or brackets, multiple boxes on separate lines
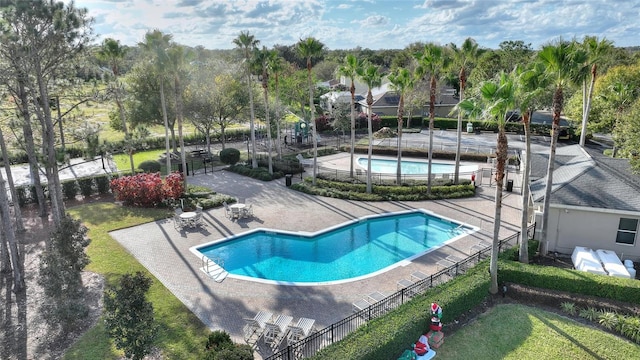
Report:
357,158,454,175
193,210,473,284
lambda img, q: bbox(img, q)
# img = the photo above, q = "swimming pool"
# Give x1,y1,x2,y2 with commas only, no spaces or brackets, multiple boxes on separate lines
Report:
357,157,477,175
191,210,476,285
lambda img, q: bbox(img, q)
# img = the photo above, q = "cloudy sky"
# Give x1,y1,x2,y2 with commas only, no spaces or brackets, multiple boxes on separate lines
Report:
70,0,640,50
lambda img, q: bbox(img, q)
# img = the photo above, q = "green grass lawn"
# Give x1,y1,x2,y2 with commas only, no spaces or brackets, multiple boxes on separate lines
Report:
64,203,209,360
436,304,640,360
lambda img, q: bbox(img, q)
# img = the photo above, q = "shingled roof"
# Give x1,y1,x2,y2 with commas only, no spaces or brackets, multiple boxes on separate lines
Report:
530,144,640,212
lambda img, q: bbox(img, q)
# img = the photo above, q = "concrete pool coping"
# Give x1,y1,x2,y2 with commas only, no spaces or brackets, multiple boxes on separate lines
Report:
109,158,524,357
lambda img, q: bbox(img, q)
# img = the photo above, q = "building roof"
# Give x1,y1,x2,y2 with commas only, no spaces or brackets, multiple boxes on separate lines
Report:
530,144,640,212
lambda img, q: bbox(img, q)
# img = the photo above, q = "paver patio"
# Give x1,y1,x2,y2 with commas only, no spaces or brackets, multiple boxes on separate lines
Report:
109,156,524,357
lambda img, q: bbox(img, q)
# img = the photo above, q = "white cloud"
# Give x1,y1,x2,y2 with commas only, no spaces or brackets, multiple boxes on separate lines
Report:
71,0,640,50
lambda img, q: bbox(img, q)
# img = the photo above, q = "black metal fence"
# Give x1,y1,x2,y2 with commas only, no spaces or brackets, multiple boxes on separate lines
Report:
263,224,535,360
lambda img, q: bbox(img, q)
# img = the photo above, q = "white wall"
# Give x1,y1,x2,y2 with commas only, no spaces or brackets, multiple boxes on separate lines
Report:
545,205,640,261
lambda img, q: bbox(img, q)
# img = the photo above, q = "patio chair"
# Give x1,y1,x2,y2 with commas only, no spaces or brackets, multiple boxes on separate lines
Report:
231,207,241,220
173,213,183,230
222,201,232,219
242,204,253,218
286,317,316,346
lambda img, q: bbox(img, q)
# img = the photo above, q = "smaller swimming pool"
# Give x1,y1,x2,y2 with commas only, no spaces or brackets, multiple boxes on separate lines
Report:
357,157,477,175
191,210,477,285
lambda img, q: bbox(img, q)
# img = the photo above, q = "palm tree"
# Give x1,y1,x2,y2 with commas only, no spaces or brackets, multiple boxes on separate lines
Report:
513,63,548,263
233,31,260,168
537,40,586,252
387,67,414,185
254,46,276,174
296,37,325,185
268,54,286,160
451,38,480,184
415,43,451,194
139,30,172,174
357,62,383,194
337,54,363,178
458,71,516,294
97,38,135,174
579,36,613,147
166,44,190,186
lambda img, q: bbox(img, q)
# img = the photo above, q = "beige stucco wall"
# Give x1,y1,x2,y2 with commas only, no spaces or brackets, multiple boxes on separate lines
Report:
543,205,640,261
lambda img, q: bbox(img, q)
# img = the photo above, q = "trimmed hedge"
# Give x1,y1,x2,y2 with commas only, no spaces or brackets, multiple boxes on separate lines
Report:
291,178,475,201
498,260,640,305
312,264,490,360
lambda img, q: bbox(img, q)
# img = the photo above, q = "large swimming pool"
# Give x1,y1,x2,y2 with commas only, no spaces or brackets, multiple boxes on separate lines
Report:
191,210,475,285
357,157,478,175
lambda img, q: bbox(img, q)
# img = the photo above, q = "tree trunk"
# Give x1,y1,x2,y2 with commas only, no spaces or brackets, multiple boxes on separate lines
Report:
366,92,373,194
580,64,597,147
275,76,283,161
17,80,47,217
490,128,508,294
540,87,564,254
263,82,273,175
0,175,24,293
350,80,356,178
160,79,171,175
454,67,466,184
0,128,25,232
427,76,436,194
114,82,135,174
519,111,532,263
33,59,64,227
248,73,258,169
396,95,404,185
175,76,187,186
309,69,318,185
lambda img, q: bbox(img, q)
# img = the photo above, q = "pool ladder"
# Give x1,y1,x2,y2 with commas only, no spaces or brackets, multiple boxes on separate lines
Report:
201,256,229,283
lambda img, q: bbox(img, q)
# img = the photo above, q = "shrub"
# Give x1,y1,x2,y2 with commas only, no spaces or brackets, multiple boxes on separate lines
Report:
78,178,94,198
62,180,78,200
138,160,162,173
579,307,600,321
38,215,91,334
220,148,240,165
499,260,640,304
104,272,158,360
95,175,110,194
560,302,576,315
110,172,184,207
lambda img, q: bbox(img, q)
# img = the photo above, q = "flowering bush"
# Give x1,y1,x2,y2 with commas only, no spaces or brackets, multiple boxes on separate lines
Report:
110,172,184,207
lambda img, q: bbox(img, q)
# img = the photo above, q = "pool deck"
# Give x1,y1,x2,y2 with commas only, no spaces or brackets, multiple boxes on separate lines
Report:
109,153,525,357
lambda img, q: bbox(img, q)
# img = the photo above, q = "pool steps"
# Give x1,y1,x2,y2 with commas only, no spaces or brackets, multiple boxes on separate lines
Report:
201,256,228,282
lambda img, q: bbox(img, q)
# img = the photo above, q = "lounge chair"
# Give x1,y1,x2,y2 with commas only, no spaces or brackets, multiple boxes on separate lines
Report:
263,314,293,349
243,311,273,348
286,317,316,346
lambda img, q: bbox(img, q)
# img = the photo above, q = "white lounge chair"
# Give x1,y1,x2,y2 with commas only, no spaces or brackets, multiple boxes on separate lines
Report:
243,311,273,348
286,317,316,345
263,314,293,349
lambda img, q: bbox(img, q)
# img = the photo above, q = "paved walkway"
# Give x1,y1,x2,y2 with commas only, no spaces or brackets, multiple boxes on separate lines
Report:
109,157,525,357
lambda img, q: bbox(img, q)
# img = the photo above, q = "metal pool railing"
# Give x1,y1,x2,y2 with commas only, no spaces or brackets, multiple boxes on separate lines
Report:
262,224,534,360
